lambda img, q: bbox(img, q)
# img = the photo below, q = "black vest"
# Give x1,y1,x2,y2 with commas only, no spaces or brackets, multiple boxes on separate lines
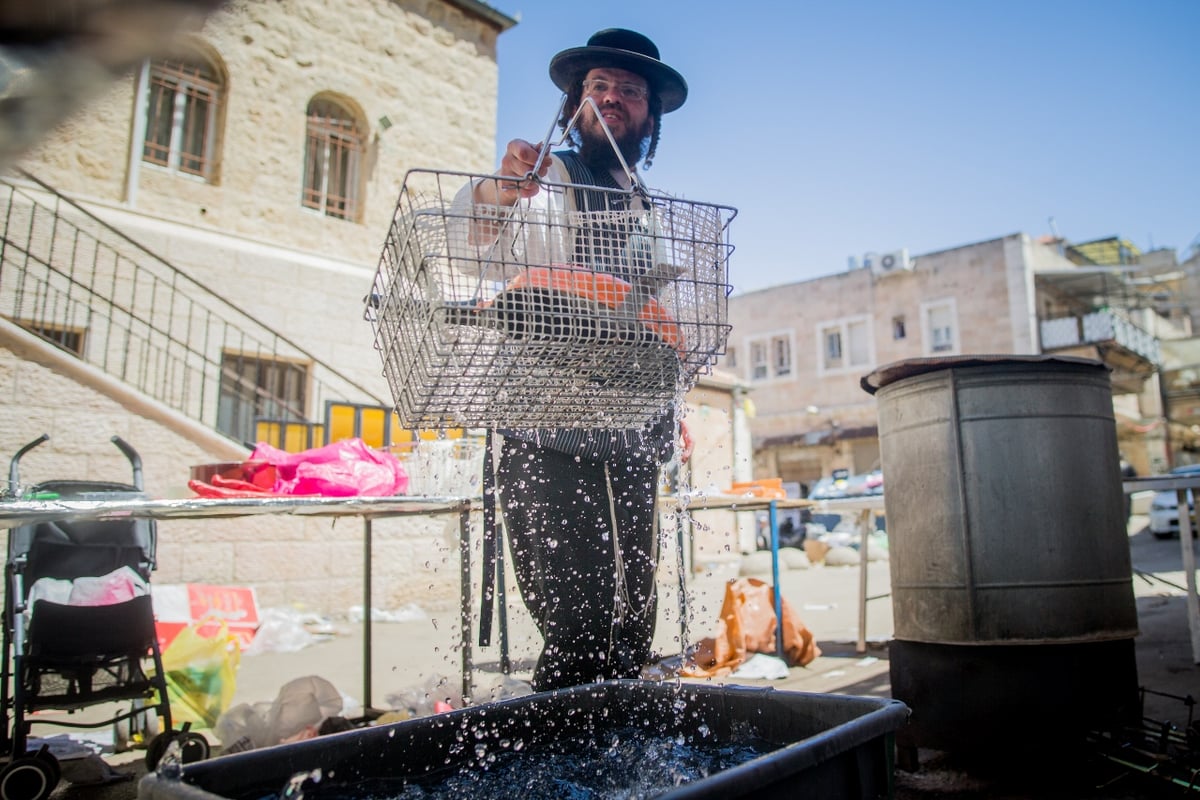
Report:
554,150,654,284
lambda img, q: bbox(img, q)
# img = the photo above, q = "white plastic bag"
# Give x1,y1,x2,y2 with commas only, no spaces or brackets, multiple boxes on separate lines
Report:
267,675,343,743
240,607,320,655
214,675,344,751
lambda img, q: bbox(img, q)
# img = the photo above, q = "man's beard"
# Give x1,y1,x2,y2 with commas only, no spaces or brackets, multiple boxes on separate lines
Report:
576,114,651,172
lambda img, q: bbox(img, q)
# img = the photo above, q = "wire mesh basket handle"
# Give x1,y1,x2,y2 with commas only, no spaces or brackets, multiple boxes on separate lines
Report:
527,96,645,195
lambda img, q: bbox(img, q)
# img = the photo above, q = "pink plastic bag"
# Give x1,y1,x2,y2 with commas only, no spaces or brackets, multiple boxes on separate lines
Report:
249,438,408,497
68,566,149,606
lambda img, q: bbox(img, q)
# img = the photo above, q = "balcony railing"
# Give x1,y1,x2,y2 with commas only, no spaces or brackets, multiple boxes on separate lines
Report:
1039,308,1161,365
0,170,388,446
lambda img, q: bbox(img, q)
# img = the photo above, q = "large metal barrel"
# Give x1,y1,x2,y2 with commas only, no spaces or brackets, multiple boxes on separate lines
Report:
862,354,1139,757
863,354,1137,644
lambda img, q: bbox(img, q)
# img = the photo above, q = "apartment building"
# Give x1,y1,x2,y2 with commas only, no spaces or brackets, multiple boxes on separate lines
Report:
721,234,1188,495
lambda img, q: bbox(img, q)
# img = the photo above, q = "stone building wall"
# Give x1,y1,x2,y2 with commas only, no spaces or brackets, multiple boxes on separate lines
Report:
16,0,504,378
4,0,510,618
21,0,502,267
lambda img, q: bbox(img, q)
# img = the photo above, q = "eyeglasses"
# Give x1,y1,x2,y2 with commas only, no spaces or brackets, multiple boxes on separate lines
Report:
581,78,649,102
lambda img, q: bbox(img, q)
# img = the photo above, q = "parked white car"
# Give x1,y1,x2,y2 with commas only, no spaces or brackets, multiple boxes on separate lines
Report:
1147,463,1200,539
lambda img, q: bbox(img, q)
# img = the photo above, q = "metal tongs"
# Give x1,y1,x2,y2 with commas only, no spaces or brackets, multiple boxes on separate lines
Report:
523,95,649,198
491,95,673,316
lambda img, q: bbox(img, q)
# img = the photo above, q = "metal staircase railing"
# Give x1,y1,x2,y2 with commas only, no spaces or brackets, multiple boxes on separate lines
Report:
0,169,389,448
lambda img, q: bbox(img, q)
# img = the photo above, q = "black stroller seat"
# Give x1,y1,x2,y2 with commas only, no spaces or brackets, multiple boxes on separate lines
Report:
1,435,208,800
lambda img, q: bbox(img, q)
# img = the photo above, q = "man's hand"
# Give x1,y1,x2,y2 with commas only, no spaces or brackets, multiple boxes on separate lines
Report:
475,139,549,206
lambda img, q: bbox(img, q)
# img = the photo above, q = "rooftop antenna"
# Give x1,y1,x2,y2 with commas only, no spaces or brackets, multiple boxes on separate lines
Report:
1048,216,1064,255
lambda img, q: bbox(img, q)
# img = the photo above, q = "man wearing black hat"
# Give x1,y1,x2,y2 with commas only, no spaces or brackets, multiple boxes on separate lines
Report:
459,28,688,691
471,27,685,208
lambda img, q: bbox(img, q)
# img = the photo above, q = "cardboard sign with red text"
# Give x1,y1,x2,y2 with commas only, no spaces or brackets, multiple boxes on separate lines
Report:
152,583,259,650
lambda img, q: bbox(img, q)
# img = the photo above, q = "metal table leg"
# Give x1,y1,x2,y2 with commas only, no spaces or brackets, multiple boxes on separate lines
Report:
363,516,373,712
857,509,870,654
1175,488,1200,663
458,507,473,701
769,501,783,659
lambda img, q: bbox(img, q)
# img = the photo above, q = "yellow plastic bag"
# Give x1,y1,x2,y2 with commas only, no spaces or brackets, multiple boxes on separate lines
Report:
161,618,242,730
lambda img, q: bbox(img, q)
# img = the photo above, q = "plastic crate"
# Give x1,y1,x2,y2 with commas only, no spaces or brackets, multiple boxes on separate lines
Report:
139,680,909,800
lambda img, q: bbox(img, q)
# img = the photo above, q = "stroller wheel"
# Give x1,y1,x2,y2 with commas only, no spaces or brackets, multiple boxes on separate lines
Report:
29,751,58,791
177,732,211,764
0,754,59,800
145,730,211,771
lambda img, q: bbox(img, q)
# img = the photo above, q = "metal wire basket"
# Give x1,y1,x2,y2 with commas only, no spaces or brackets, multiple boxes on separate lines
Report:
365,166,736,430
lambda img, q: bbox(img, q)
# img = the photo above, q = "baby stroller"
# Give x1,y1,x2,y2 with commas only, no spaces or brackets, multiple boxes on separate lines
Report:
1,434,208,800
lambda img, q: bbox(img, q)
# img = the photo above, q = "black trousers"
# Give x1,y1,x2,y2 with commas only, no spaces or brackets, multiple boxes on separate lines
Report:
498,438,662,691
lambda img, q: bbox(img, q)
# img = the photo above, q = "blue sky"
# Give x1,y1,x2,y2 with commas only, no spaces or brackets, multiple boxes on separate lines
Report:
486,1,1199,294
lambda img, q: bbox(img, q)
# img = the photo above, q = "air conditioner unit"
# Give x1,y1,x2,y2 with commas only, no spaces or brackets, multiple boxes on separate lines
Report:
871,248,911,277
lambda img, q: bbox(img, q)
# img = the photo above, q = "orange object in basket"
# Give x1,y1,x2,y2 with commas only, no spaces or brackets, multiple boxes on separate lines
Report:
498,265,682,351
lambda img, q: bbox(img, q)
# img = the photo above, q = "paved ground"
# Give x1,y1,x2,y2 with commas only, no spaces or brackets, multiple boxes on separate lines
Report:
34,515,1200,798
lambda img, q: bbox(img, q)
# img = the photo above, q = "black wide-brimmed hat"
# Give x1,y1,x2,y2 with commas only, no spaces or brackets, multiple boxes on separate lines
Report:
549,28,688,113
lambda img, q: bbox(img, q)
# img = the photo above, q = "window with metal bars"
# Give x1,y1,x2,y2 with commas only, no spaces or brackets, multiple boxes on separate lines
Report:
23,322,84,356
818,315,873,374
749,340,768,381
771,334,792,377
922,299,958,355
302,98,363,221
143,58,221,180
217,353,310,446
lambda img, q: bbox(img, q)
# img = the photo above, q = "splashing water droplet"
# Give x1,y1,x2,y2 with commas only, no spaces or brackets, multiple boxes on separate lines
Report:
155,738,184,781
278,767,322,800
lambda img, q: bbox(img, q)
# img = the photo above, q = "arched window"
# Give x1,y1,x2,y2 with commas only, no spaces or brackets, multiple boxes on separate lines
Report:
302,97,363,221
142,55,222,180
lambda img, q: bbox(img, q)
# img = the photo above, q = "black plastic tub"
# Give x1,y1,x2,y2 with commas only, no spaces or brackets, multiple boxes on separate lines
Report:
138,679,910,800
